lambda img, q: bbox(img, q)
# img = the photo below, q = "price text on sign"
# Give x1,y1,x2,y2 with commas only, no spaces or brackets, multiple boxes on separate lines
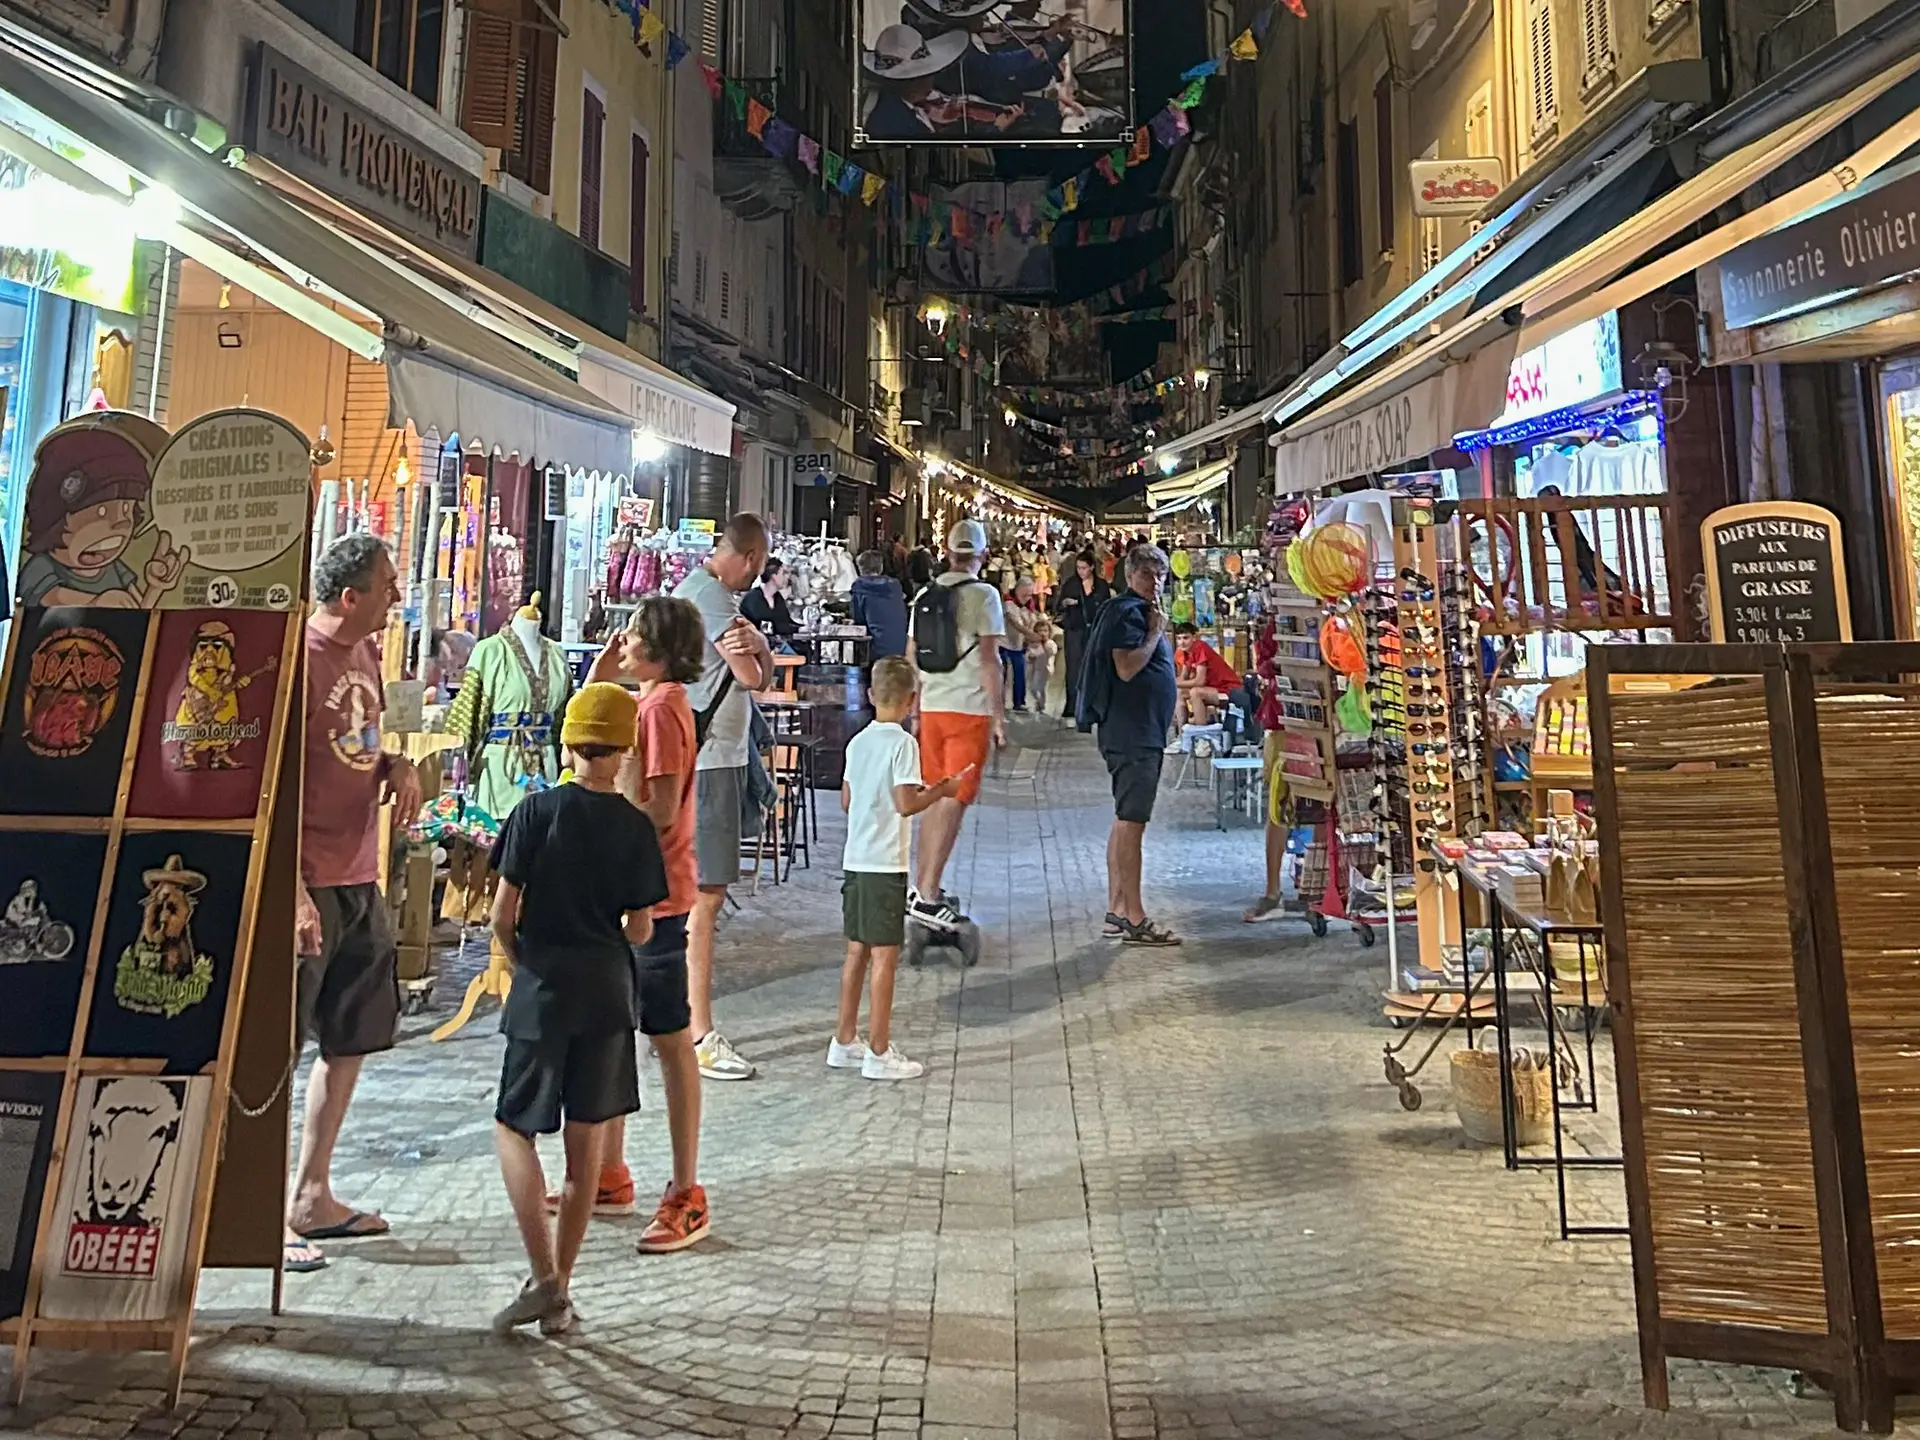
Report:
1701,501,1852,645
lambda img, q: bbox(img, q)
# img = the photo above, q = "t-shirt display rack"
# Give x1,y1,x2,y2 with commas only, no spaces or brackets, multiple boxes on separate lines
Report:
0,409,310,1408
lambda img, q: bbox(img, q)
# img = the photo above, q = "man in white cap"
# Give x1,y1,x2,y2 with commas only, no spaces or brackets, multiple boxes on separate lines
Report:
906,519,1004,930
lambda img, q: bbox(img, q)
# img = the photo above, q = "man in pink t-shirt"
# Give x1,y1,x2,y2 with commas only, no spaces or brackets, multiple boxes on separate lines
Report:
286,535,419,1273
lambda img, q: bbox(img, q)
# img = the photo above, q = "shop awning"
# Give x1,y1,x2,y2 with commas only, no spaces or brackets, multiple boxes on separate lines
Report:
0,22,636,474
1144,397,1270,469
1146,458,1231,509
1270,49,1920,456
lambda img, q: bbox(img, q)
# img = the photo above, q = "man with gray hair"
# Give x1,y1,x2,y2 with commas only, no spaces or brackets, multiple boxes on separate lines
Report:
287,533,420,1271
1083,544,1180,946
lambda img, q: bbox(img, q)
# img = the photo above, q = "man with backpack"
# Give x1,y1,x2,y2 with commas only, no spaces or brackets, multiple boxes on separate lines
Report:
907,519,1005,931
672,514,775,1080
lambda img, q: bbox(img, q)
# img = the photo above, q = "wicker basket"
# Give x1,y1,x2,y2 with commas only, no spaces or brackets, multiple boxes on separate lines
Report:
1451,1034,1553,1147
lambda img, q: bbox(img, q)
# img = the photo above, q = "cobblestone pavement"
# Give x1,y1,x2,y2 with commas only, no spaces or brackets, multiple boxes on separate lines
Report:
1,717,1879,1438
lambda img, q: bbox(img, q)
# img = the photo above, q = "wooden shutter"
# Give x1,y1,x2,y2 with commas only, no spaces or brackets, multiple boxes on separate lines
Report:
629,134,649,313
579,88,603,250
1373,73,1394,255
520,14,558,193
1581,0,1615,88
1526,0,1557,139
458,0,524,152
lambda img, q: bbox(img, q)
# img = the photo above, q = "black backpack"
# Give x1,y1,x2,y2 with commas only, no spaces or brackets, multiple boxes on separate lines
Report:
912,577,991,674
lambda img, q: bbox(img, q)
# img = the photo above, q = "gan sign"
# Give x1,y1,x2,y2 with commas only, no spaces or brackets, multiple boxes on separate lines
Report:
856,0,1132,146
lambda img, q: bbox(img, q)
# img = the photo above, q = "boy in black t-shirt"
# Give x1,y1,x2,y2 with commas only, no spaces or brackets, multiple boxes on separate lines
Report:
488,682,668,1336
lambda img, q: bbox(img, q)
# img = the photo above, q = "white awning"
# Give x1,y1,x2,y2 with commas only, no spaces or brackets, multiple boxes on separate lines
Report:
1146,458,1231,507
576,347,737,457
1145,398,1270,469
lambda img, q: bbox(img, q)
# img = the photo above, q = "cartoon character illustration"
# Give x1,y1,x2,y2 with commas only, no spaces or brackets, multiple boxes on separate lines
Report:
18,420,187,609
75,1078,183,1228
23,626,125,759
0,878,75,963
162,622,277,770
113,854,214,1019
325,672,383,768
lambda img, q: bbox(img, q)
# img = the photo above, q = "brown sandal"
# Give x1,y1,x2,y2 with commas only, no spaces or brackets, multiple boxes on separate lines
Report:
1123,919,1183,947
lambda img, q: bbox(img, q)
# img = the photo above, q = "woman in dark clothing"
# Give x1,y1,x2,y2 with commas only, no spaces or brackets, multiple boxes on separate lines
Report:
1051,550,1112,720
906,547,935,595
741,557,801,638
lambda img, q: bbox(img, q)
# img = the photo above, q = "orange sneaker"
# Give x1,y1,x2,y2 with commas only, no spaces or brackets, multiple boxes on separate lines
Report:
544,1163,636,1218
637,1183,710,1253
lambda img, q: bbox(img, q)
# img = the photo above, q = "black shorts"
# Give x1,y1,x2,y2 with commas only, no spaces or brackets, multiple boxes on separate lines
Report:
298,883,401,1059
1102,747,1164,825
843,871,908,947
495,1029,640,1135
631,913,692,1037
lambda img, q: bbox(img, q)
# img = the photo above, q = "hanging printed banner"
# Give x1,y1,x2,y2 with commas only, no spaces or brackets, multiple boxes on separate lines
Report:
923,180,1055,294
37,1075,212,1322
0,1068,61,1320
0,830,109,1058
856,0,1133,145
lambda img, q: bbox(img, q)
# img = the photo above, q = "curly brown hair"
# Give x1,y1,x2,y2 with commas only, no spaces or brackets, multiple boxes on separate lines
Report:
626,597,706,685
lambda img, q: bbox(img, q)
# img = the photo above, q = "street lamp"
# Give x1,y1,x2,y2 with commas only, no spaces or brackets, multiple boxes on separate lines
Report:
922,301,949,337
1193,366,1212,391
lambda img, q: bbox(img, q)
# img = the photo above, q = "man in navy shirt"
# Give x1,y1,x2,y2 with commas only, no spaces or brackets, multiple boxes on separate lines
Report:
1092,545,1180,946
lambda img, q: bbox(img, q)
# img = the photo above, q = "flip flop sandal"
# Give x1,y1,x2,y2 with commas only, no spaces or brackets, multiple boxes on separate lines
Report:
1123,919,1184,947
284,1239,328,1273
297,1210,389,1241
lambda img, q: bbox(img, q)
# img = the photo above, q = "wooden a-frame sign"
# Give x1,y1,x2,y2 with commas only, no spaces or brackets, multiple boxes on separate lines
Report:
0,409,310,1406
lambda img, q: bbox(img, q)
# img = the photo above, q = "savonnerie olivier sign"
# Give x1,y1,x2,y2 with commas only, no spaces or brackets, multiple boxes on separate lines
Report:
1701,502,1852,645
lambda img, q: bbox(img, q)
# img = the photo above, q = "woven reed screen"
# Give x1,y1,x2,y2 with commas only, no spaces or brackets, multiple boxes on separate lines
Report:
1815,687,1920,1339
1610,683,1827,1331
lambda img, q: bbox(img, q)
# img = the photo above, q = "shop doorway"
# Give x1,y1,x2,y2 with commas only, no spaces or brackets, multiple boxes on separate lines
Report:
1879,357,1920,638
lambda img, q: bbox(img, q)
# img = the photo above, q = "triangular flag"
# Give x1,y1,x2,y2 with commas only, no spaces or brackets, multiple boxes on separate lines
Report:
862,172,886,204
1094,154,1117,184
765,118,796,157
698,60,723,99
1180,58,1223,80
797,134,820,174
823,151,844,185
1106,217,1125,241
725,80,748,121
1230,27,1259,59
1176,78,1208,109
1130,127,1151,165
1039,190,1063,220
639,10,664,45
1151,107,1189,147
666,31,690,69
1077,220,1092,244
1039,220,1055,242
1061,177,1079,210
746,97,771,139
1255,0,1282,31
1281,0,1305,16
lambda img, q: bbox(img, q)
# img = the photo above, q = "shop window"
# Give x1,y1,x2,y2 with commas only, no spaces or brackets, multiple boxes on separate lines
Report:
579,87,604,250
1882,369,1920,637
1373,74,1394,258
1336,119,1361,288
458,0,558,194
629,135,649,313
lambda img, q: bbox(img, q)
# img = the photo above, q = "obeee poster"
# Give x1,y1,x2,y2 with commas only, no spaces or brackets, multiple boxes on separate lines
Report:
127,610,287,820
36,1074,211,1323
0,830,109,1057
0,1068,61,1320
0,606,150,817
84,831,251,1074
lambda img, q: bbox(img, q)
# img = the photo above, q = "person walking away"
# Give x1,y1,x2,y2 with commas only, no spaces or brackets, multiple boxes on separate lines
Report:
1052,551,1111,723
740,557,801,639
851,549,910,659
489,683,669,1333
1079,545,1181,946
566,598,712,1250
831,658,974,1081
906,519,1005,930
1000,578,1033,713
287,535,420,1273
672,514,775,1080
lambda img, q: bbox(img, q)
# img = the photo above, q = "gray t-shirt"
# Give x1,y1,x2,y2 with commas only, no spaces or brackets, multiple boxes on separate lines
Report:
17,553,139,607
673,564,752,772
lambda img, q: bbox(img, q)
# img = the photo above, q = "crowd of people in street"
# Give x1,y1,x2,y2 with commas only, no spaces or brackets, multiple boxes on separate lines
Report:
283,516,1184,1334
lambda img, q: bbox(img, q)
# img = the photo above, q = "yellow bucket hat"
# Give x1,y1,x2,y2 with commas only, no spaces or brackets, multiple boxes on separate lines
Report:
561,682,638,751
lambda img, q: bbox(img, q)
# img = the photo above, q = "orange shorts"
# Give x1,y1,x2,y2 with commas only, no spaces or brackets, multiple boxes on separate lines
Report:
919,711,991,805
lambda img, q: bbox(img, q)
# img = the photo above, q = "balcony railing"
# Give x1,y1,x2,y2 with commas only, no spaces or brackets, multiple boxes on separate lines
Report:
1457,495,1677,635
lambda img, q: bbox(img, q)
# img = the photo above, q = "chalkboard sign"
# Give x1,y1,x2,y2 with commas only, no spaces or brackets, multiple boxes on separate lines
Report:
1701,502,1852,645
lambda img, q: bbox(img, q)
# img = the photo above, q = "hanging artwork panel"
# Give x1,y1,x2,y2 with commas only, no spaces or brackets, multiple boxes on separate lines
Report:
0,607,150,817
35,1074,212,1322
127,610,288,820
0,1068,62,1320
0,830,110,1057
83,831,252,1075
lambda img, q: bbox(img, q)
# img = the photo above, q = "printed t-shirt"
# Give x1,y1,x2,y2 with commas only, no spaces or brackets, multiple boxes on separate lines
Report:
490,783,668,1039
303,624,387,888
634,682,698,918
842,720,922,873
673,564,751,772
912,573,1006,717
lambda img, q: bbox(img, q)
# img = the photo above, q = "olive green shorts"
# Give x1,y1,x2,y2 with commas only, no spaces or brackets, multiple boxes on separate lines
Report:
842,870,909,948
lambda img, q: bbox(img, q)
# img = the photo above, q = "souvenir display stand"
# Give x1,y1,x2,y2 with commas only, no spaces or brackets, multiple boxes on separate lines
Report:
0,409,311,1405
1591,640,1920,1436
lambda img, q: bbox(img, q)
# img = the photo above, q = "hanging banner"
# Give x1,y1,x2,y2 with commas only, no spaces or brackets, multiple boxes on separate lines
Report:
855,0,1133,145
1274,369,1459,495
1409,157,1504,218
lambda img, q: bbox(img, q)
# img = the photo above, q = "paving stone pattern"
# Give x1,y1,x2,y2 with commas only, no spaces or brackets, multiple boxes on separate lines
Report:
0,720,1873,1437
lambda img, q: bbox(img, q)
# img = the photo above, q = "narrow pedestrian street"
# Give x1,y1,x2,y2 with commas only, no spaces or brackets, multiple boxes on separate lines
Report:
0,723,1855,1440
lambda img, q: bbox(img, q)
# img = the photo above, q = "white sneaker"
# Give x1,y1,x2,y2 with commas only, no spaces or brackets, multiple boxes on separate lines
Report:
696,1031,757,1081
862,1046,926,1082
826,1037,869,1070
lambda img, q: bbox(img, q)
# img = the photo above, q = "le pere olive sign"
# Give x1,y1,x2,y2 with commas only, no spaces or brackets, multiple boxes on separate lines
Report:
1701,502,1852,645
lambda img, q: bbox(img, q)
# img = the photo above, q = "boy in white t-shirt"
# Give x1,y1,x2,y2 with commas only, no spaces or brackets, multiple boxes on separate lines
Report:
831,657,974,1081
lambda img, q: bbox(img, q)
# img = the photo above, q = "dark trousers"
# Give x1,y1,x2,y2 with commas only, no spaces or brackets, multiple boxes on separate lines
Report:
1062,629,1088,718
1003,650,1027,709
